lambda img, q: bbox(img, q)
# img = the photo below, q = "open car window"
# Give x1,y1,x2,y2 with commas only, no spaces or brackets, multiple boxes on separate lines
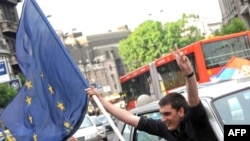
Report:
136,111,163,141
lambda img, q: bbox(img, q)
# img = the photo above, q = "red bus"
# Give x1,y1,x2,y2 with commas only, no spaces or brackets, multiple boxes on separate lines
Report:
119,31,250,110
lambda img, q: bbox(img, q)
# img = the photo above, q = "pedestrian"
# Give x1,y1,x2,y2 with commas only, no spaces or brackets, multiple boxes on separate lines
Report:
85,45,218,141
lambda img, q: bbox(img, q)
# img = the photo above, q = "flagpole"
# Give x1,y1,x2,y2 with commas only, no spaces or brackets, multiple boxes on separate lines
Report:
92,95,125,141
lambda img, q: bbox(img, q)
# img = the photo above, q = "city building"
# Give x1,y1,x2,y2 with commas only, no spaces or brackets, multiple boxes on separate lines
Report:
0,0,22,84
218,0,250,28
181,16,222,38
64,29,131,95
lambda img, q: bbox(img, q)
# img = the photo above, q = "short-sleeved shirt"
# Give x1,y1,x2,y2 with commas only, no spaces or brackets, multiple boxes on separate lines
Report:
136,102,218,141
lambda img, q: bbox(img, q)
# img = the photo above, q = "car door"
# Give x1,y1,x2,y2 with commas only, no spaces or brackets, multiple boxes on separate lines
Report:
113,110,163,141
201,98,223,141
113,101,222,141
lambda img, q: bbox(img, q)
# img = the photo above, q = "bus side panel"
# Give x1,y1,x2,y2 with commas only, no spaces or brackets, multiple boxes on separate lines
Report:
192,42,211,83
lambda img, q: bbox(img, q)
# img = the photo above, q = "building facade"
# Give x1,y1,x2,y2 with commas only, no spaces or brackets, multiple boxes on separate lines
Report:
65,30,131,95
218,0,250,28
0,0,22,83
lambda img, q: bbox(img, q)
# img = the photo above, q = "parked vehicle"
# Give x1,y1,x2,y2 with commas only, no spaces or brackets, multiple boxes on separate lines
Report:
90,115,107,141
68,114,101,141
98,114,114,133
113,77,250,141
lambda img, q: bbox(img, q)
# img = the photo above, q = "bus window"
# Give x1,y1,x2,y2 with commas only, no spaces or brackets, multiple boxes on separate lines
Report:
202,35,250,69
121,72,151,103
157,53,197,91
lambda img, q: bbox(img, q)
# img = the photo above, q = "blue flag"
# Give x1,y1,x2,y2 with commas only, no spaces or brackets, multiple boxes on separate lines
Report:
0,0,89,140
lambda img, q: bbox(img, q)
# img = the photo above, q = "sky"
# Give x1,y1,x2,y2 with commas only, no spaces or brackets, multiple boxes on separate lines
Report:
17,0,222,36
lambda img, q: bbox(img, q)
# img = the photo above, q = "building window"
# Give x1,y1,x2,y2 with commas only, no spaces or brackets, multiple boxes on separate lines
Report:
240,0,243,5
111,74,115,82
109,64,112,71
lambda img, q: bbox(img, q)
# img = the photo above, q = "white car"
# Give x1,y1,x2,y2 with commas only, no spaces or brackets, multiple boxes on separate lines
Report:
113,77,250,141
68,114,101,141
98,114,115,133
90,115,107,141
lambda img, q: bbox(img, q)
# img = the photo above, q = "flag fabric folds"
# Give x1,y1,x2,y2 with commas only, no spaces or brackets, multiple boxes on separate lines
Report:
216,56,250,80
0,0,89,140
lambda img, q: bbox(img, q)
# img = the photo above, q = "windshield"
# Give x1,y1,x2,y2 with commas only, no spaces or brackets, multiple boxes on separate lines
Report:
213,88,250,125
91,116,102,126
98,115,108,124
80,116,93,128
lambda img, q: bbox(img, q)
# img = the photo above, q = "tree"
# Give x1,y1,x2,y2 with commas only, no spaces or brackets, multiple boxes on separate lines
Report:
119,20,165,70
213,17,247,36
119,14,204,71
18,72,26,85
0,83,17,108
163,14,204,49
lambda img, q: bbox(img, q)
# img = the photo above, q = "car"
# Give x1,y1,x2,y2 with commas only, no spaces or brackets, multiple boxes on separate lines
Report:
67,114,101,141
112,77,250,141
98,114,114,133
90,115,107,141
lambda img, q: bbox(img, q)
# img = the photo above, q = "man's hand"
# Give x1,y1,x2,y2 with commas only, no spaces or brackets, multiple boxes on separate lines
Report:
172,43,193,75
85,86,102,99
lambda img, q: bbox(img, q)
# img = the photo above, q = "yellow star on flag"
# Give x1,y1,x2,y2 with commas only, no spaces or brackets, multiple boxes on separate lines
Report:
25,96,32,106
64,121,71,128
48,85,54,94
25,81,32,90
33,133,37,141
28,115,33,124
57,102,65,111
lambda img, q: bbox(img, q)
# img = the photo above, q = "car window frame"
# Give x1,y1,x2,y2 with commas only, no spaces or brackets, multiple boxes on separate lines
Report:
201,98,224,141
134,111,162,141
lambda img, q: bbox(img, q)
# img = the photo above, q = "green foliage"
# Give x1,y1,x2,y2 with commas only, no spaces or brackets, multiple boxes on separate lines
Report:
119,14,205,71
0,83,17,108
213,17,247,36
119,20,165,70
18,73,26,85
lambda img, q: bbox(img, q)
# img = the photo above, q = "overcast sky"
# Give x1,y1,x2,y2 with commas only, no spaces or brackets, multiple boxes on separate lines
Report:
17,0,222,35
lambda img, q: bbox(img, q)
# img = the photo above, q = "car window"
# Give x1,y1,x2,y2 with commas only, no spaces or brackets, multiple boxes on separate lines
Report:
213,88,250,125
122,124,132,141
99,115,108,124
119,111,162,141
91,116,102,126
136,111,162,141
80,116,93,128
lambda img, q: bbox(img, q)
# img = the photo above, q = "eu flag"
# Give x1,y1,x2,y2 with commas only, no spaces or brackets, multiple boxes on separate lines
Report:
0,0,89,140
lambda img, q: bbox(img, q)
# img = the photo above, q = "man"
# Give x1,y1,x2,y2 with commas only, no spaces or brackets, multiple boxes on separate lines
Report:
85,46,218,141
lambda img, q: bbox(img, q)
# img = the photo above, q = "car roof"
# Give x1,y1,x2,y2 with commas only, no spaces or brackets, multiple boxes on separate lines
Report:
130,76,250,114
170,76,250,99
130,100,159,114
89,115,98,118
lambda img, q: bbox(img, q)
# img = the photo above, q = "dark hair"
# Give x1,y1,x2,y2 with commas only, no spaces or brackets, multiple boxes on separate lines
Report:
158,92,188,113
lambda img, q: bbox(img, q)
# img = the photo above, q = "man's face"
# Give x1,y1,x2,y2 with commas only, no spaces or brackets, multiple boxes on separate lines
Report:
159,104,184,131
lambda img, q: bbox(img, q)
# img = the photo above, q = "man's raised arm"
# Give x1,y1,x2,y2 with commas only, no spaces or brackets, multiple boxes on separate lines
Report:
172,44,199,107
85,87,140,127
